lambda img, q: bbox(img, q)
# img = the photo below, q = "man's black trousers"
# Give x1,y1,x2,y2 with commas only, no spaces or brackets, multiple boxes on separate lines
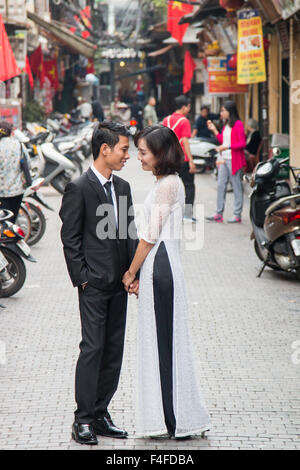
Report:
179,162,195,216
75,284,128,424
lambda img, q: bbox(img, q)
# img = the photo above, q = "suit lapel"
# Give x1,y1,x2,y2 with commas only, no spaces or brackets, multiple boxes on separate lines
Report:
86,167,107,205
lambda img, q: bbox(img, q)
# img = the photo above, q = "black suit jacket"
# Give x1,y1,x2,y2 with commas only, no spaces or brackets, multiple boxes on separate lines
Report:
59,168,138,291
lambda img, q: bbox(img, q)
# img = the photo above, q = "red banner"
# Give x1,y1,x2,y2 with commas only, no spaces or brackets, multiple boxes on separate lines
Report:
183,51,196,94
167,1,193,45
23,56,34,89
0,14,21,82
29,45,45,88
44,59,59,91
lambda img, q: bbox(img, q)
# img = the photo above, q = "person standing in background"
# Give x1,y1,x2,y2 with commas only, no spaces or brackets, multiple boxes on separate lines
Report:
163,95,197,223
206,101,246,224
191,106,220,139
92,96,105,122
245,119,262,173
143,97,158,128
77,97,93,121
0,121,31,223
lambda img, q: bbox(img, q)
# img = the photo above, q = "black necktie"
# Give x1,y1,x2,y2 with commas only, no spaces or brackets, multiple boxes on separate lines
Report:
104,181,117,229
104,181,114,206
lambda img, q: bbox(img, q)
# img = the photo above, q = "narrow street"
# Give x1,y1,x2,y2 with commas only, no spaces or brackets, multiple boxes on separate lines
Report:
0,149,299,450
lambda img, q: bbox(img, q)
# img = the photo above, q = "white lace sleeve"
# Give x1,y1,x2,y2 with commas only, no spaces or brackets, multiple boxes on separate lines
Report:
142,175,179,244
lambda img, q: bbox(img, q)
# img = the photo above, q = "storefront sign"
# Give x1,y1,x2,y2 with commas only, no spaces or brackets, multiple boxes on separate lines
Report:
0,101,22,127
208,56,248,95
101,48,142,60
237,9,266,84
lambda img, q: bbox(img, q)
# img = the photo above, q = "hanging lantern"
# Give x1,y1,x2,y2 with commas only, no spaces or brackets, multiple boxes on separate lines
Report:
220,0,244,17
219,0,244,9
228,53,237,70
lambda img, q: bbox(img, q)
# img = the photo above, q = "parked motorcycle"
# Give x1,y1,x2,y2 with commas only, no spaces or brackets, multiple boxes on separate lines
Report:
189,136,219,173
246,157,300,279
22,178,53,246
0,209,36,297
19,131,78,194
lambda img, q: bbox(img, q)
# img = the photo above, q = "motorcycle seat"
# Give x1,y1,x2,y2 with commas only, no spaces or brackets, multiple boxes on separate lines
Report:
265,194,300,216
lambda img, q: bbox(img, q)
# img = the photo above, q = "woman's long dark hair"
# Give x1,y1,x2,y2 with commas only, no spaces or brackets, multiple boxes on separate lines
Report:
223,100,240,128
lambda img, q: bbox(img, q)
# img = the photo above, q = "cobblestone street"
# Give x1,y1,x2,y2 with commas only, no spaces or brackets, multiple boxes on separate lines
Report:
0,149,299,450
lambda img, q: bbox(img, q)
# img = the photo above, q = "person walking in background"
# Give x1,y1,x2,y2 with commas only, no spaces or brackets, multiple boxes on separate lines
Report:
77,96,93,121
191,106,220,139
206,101,246,224
110,94,121,119
130,97,144,130
245,119,262,174
163,95,197,223
143,97,158,127
0,121,31,223
92,96,105,122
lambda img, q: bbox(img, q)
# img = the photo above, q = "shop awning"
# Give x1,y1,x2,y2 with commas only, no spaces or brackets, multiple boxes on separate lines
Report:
249,0,282,24
27,11,96,58
163,26,203,44
178,0,226,25
148,45,174,57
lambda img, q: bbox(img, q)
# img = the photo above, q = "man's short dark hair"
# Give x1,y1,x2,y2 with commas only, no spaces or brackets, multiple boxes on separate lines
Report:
134,125,184,176
201,105,210,111
92,120,130,160
175,95,191,110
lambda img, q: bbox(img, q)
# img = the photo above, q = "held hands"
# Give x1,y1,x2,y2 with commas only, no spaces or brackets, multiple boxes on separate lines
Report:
129,280,139,298
122,271,139,297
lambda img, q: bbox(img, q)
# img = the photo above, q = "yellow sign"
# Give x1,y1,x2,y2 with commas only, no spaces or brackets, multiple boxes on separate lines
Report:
237,9,266,85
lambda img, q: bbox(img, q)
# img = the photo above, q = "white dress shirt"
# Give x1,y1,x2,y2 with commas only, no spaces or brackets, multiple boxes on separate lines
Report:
90,164,118,225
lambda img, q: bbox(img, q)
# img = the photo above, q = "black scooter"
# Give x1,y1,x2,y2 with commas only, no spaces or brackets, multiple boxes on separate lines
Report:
0,209,36,297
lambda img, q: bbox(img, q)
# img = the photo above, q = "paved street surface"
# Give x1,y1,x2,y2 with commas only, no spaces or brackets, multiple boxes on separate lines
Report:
0,147,299,450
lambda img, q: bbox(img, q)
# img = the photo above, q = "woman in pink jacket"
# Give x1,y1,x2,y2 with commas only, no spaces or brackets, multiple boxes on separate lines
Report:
206,101,246,223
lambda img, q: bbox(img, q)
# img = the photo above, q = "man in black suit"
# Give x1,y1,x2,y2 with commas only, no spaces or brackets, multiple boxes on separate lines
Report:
59,121,139,445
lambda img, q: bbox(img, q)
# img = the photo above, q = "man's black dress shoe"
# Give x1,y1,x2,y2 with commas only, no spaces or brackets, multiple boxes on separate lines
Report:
72,422,98,445
93,415,128,439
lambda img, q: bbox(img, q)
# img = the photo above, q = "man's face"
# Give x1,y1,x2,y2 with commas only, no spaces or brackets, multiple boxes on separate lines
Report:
102,136,130,171
182,103,191,116
201,108,209,119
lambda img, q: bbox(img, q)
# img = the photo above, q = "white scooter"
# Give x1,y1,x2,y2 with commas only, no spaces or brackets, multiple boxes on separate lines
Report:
15,129,78,194
189,136,219,173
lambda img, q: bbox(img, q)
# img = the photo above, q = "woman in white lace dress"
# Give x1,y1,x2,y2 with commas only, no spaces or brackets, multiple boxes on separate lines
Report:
122,125,210,439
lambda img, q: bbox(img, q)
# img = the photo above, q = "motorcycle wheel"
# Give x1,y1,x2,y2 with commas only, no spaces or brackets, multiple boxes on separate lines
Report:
26,202,47,246
254,240,265,262
51,172,72,194
196,164,206,174
16,207,32,243
254,240,281,271
0,248,26,298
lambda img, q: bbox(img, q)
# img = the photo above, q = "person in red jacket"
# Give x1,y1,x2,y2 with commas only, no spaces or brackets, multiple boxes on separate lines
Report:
206,101,246,224
163,96,197,223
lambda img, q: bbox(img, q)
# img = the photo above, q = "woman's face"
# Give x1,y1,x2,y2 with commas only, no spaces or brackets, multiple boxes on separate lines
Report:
137,138,157,173
220,106,230,121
